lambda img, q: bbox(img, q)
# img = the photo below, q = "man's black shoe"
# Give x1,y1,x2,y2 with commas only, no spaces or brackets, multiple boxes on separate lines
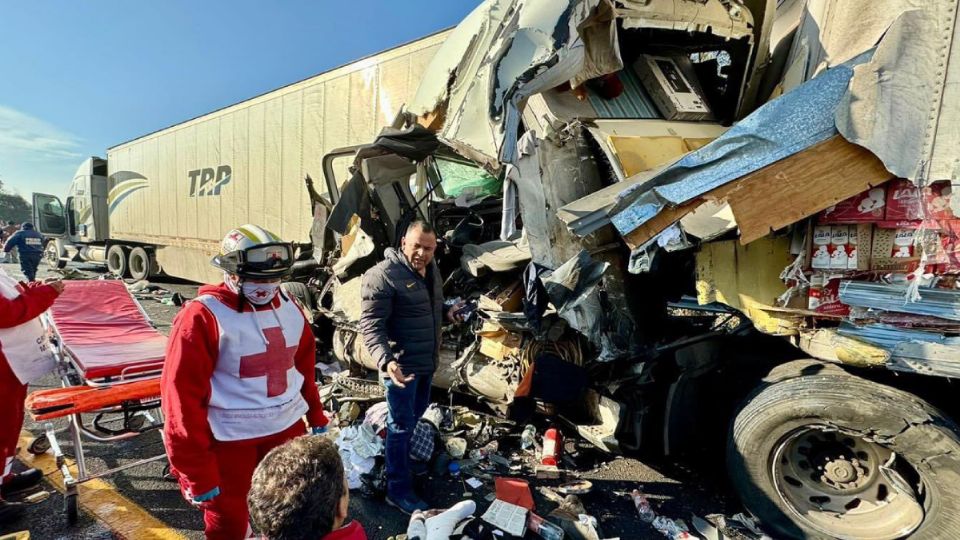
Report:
1,469,43,497
386,493,429,515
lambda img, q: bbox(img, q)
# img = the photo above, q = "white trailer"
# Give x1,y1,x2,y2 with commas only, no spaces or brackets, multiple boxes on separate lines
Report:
34,30,448,284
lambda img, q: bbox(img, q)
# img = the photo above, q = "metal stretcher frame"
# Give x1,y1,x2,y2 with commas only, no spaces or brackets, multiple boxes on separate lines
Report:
30,280,169,523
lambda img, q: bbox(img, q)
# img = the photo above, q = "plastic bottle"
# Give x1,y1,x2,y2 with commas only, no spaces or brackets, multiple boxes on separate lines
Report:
448,461,461,478
541,428,561,466
528,513,565,540
521,425,536,450
632,489,656,523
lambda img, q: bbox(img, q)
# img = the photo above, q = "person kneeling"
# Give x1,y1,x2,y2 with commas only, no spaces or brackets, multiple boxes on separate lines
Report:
248,436,366,540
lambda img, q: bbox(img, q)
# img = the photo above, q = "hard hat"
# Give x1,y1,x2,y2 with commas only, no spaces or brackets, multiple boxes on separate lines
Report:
211,224,294,279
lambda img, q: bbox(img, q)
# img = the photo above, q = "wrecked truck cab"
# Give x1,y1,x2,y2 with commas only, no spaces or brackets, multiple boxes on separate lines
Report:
319,0,960,539
306,0,782,452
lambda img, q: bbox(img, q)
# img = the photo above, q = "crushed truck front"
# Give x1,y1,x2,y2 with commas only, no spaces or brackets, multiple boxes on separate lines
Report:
309,1,960,538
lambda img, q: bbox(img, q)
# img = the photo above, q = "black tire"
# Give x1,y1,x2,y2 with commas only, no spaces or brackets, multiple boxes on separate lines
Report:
106,245,128,277
44,242,66,269
64,491,78,524
281,281,314,311
728,368,960,539
128,247,157,281
27,436,51,455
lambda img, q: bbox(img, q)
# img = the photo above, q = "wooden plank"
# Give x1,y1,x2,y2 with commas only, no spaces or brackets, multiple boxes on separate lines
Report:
725,135,894,244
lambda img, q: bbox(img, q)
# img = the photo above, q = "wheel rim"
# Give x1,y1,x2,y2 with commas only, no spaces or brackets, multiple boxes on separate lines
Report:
44,244,59,266
131,254,144,276
772,426,924,540
109,250,123,271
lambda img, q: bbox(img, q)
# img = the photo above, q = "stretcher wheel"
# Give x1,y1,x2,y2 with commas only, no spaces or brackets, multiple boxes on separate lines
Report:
64,491,78,524
28,436,51,455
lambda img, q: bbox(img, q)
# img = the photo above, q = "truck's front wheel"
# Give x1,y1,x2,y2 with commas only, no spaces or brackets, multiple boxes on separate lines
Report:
44,241,66,269
728,363,960,539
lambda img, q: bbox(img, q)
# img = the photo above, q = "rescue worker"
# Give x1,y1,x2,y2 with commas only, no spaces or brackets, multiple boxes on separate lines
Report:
1,222,21,265
359,220,464,514
3,223,43,281
0,267,64,522
161,224,329,540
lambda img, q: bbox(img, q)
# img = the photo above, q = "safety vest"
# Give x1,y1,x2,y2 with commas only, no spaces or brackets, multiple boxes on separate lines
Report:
0,270,56,384
194,294,307,441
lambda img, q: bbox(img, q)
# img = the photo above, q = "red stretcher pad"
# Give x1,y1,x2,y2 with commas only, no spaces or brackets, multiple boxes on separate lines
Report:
50,280,167,380
26,378,162,421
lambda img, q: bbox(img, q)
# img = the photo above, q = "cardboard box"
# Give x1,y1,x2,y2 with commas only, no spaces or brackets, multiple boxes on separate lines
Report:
478,280,524,313
870,226,921,272
808,272,849,315
479,331,522,361
885,179,956,221
811,225,832,269
830,226,849,269
633,55,712,121
848,224,873,270
820,186,887,223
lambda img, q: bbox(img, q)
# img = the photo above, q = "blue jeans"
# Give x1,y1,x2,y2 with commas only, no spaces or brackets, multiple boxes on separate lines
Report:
384,371,433,497
20,252,41,282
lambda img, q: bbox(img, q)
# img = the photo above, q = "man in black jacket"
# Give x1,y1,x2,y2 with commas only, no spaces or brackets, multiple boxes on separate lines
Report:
359,221,459,514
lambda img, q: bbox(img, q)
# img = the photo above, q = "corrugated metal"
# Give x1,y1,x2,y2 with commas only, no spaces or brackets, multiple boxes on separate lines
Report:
609,59,860,237
585,68,660,119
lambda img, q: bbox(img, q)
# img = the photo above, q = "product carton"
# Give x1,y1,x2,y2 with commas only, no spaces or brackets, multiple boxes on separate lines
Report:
820,186,887,223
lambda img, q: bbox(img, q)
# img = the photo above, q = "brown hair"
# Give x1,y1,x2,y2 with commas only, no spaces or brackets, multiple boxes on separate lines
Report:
248,436,345,540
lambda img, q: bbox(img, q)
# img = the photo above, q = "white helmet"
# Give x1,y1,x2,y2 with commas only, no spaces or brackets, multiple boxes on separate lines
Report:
211,224,294,279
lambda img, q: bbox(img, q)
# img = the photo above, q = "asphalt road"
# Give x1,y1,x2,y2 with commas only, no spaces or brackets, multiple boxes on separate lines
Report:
1,260,740,540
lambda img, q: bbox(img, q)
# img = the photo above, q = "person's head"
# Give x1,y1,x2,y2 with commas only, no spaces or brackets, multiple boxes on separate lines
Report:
248,436,349,540
211,224,293,306
21,222,33,231
400,220,437,272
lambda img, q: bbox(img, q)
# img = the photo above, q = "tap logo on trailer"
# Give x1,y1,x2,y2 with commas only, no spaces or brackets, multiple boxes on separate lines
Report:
188,165,232,197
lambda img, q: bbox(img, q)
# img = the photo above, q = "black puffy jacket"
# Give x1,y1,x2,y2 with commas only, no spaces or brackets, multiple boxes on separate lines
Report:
359,248,444,376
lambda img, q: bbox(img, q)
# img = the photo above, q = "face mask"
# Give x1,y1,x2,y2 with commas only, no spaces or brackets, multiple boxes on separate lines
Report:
242,281,280,305
225,273,280,305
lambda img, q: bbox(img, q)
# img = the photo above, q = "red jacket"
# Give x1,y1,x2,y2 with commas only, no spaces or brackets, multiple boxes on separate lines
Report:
323,521,367,540
0,280,60,367
160,283,328,497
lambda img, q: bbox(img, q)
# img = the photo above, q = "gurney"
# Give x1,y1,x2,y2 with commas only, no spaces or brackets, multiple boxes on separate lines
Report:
25,280,168,523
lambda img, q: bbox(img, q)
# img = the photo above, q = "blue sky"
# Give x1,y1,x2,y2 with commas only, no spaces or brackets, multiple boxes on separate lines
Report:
0,1,476,199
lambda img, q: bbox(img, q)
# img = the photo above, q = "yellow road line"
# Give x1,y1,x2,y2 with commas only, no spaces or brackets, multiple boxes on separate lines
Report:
17,431,185,540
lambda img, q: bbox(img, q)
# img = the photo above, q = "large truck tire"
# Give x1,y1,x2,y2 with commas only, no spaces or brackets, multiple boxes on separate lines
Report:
44,241,66,269
106,245,129,277
128,247,158,281
728,363,960,539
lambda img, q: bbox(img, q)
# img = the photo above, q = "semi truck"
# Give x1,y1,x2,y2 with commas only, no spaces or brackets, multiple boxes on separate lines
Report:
33,30,448,284
306,1,960,539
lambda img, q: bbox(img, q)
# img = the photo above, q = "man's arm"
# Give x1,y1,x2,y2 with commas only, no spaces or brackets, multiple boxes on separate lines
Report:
160,303,221,501
3,231,21,252
0,283,60,328
359,267,396,372
295,317,328,430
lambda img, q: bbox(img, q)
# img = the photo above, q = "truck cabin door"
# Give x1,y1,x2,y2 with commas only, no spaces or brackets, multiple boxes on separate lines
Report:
32,193,67,238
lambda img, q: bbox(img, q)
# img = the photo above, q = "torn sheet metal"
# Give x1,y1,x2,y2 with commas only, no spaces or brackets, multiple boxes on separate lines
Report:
461,238,532,277
786,0,960,182
839,281,960,322
616,0,754,39
409,0,616,170
838,323,960,378
541,250,609,342
610,59,860,238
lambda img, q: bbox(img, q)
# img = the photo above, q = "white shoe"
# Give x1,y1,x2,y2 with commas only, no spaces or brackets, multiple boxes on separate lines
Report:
425,500,476,539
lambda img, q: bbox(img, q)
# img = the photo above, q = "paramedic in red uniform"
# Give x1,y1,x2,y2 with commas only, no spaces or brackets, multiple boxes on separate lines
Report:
161,224,329,540
0,267,64,522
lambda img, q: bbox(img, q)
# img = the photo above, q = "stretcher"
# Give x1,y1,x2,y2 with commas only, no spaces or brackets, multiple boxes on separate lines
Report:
24,279,168,523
